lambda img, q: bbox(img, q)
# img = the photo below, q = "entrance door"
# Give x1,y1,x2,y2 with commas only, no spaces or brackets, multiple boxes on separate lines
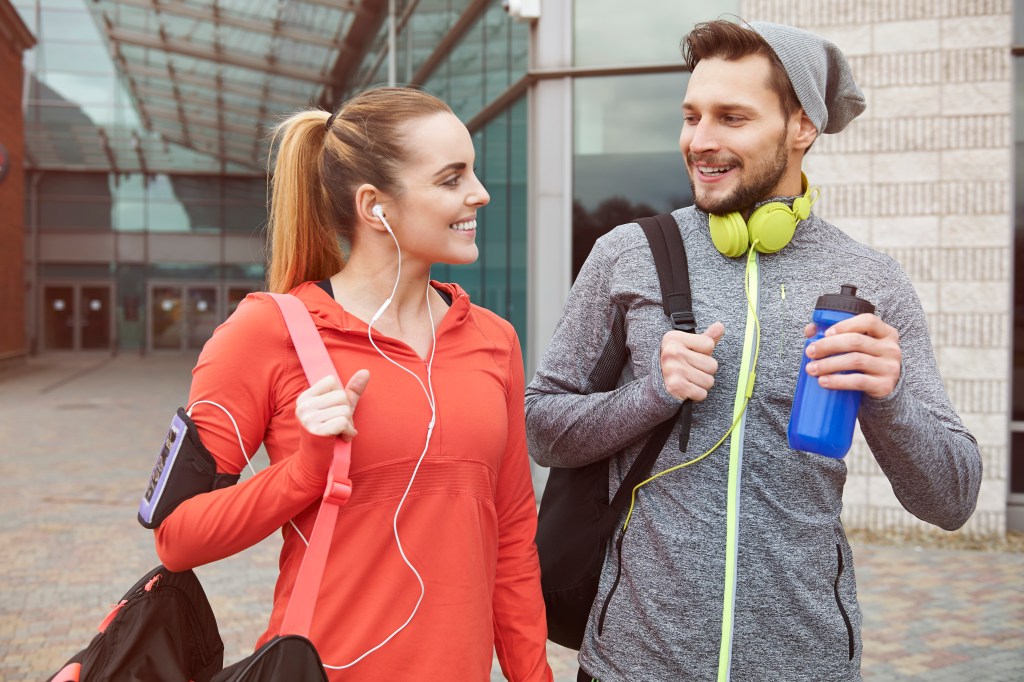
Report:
149,283,226,352
42,283,113,351
81,286,113,350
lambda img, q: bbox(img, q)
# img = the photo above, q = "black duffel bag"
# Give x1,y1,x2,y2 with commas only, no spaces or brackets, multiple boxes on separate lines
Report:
47,565,328,682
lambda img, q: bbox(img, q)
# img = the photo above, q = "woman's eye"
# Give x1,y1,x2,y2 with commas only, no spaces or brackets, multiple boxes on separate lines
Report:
442,175,461,187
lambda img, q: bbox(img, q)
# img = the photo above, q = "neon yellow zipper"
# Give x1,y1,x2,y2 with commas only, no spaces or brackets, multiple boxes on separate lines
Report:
717,249,761,681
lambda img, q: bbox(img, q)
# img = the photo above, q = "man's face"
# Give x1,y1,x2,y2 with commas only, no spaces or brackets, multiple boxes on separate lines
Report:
679,54,800,216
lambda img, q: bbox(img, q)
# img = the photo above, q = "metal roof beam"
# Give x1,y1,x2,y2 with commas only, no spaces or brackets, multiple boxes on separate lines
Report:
152,123,260,156
96,127,120,174
296,0,361,12
121,60,306,109
156,133,263,169
109,0,345,49
318,0,388,109
132,82,268,122
105,25,335,85
142,103,266,136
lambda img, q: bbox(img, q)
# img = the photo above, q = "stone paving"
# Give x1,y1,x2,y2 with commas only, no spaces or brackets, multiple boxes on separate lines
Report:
0,355,1020,681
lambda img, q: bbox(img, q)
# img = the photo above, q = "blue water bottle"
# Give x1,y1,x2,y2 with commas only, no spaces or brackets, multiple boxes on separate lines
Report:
787,284,876,458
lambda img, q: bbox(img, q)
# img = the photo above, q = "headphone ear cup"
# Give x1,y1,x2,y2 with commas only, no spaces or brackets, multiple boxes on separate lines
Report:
709,212,750,258
747,202,797,254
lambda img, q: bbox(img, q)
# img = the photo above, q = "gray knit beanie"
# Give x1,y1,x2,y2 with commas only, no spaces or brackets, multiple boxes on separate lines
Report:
749,21,865,134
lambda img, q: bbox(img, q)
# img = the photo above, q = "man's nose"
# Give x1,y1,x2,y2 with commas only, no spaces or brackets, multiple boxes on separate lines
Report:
688,120,719,153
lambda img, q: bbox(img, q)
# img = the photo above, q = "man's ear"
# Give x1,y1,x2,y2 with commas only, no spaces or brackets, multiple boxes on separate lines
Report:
792,110,818,153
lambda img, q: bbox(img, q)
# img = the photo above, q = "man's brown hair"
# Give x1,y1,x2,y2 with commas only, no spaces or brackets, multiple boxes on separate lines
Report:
681,20,802,122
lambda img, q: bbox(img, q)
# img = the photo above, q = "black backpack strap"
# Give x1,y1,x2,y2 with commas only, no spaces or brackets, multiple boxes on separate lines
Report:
638,214,696,333
595,214,699,637
636,214,696,455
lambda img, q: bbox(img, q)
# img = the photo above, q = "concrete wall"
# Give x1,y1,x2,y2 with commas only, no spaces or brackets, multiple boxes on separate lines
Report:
744,0,1014,536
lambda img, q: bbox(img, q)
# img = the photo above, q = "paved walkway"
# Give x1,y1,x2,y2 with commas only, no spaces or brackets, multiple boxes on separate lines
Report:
0,355,1020,681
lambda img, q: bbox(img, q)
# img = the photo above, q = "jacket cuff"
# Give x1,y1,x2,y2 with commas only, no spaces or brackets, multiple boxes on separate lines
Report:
648,350,687,408
860,363,907,418
290,428,338,492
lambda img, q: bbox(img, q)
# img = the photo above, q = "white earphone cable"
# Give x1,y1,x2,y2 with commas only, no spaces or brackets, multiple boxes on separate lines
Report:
324,210,436,670
189,210,436,670
186,400,310,546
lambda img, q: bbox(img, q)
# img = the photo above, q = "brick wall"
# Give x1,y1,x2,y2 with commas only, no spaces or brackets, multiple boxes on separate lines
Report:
743,0,1014,537
0,28,26,361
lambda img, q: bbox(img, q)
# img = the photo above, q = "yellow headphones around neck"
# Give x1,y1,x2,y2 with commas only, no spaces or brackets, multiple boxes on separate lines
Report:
709,173,819,257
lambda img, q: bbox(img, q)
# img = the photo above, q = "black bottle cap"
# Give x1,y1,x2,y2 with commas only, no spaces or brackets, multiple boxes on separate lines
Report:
815,284,875,315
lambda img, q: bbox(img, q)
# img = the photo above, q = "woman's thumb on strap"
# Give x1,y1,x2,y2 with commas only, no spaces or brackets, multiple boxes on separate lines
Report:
345,369,371,406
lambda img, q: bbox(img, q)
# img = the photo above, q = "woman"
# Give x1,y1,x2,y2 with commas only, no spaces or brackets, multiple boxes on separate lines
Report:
155,87,553,681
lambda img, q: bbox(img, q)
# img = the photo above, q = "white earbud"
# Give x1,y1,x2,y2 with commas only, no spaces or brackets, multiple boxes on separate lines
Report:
372,204,394,235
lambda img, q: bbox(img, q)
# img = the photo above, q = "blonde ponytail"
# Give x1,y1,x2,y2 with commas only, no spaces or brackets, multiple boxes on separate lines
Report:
267,111,345,293
266,88,452,293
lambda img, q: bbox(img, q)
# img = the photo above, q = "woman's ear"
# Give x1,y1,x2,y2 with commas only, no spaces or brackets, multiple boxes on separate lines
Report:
354,183,388,233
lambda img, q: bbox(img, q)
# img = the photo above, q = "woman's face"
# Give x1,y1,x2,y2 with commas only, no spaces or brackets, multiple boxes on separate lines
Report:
384,112,490,267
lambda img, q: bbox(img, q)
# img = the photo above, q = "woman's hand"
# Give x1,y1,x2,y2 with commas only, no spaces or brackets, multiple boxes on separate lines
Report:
295,370,371,442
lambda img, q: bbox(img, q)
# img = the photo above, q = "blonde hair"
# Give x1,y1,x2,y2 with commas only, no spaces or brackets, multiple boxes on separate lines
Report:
266,87,453,293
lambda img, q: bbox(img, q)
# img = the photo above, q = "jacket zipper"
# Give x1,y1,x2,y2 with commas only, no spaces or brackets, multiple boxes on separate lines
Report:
834,543,855,660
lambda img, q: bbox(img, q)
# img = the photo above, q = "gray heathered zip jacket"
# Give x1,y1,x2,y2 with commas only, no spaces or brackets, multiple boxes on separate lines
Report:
524,205,982,682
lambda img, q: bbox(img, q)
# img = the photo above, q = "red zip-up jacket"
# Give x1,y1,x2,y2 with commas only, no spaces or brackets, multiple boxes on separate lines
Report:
155,281,552,681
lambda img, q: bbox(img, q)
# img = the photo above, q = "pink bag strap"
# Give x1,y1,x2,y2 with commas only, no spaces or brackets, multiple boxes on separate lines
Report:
266,292,352,639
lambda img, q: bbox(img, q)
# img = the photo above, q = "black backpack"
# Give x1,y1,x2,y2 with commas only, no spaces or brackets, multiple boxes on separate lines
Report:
535,214,696,650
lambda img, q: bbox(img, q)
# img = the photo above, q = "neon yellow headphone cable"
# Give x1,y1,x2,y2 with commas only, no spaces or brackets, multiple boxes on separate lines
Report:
621,243,763,534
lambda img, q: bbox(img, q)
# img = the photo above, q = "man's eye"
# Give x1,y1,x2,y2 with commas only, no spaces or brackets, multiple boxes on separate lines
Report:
723,115,745,124
683,115,699,125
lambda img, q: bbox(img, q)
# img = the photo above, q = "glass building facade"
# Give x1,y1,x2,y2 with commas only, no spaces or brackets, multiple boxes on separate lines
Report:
16,0,530,352
17,0,269,353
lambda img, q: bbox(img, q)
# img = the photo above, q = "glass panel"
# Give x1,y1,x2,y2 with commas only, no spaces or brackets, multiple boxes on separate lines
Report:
483,3,511,103
151,285,183,351
117,265,146,352
573,73,691,278
43,285,75,351
415,1,526,124
574,0,737,66
448,14,484,123
40,41,115,75
81,286,111,350
186,287,219,350
481,109,509,315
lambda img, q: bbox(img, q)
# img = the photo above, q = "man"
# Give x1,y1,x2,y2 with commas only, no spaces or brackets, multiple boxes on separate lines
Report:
524,20,982,682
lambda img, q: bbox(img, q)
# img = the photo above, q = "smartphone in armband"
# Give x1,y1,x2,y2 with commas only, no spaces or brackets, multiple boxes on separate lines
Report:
138,407,239,529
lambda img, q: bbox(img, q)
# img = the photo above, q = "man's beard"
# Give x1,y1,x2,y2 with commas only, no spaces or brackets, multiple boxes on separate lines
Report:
688,131,789,216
